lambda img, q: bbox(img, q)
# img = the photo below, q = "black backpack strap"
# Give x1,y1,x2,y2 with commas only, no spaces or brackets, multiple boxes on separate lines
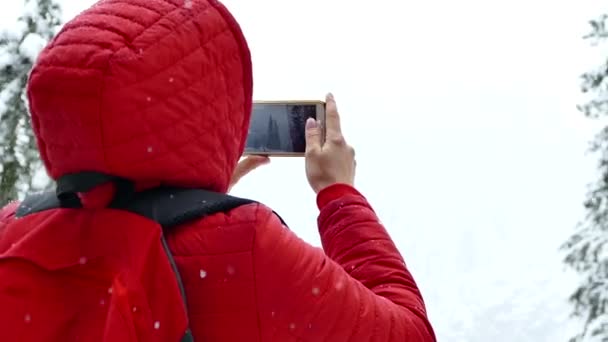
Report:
119,186,287,227
15,191,60,218
55,171,135,209
18,169,287,226
119,186,256,228
16,171,133,216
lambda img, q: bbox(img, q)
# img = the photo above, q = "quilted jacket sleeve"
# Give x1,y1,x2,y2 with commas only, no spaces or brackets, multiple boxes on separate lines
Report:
253,184,436,341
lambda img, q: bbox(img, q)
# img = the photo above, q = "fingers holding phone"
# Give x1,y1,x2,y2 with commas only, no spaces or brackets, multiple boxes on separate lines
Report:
305,93,356,194
228,155,270,192
324,93,343,142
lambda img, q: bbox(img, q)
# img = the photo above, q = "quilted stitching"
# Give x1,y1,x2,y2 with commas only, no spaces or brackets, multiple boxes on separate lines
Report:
26,0,253,192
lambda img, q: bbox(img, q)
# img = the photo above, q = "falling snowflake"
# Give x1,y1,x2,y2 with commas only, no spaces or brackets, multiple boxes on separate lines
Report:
108,287,113,295
24,313,32,323
199,269,207,279
184,0,193,9
312,287,320,296
154,321,160,330
79,257,87,265
289,323,296,331
147,146,153,153
227,265,236,276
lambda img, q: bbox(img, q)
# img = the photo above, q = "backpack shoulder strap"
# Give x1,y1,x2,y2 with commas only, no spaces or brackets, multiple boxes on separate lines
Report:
121,186,256,229
15,191,59,218
16,182,287,226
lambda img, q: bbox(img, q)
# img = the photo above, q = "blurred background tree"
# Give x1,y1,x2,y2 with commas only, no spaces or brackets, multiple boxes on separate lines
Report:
563,13,608,342
0,0,61,206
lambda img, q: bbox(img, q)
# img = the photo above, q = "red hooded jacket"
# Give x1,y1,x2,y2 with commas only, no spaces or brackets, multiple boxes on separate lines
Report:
0,0,436,341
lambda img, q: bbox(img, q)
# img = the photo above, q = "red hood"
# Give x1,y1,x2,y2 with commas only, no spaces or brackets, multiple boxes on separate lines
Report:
27,0,253,193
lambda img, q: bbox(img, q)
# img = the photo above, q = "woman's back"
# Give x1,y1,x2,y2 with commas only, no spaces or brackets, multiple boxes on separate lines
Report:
167,185,434,341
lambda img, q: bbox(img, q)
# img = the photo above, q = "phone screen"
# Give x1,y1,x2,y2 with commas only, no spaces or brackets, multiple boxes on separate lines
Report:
245,102,323,155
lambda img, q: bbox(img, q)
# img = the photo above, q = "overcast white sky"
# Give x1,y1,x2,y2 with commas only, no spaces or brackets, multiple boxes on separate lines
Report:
2,0,607,340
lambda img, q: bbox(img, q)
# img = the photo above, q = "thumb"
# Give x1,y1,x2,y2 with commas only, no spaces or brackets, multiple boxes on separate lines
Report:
230,156,269,185
235,156,269,177
305,117,322,152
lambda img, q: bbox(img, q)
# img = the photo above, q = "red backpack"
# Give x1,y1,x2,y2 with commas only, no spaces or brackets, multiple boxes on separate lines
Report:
0,172,264,342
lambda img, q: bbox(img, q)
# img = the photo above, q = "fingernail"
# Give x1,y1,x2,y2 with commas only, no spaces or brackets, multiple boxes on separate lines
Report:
306,117,318,129
327,93,334,100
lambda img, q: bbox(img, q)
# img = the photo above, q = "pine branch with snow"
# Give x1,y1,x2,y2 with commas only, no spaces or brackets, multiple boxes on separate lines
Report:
563,13,608,342
0,0,61,206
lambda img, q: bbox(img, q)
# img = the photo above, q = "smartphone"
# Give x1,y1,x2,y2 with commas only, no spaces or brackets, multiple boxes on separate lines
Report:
244,100,326,156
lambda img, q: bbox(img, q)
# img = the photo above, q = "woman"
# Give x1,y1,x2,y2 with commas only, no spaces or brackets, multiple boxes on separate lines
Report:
0,0,436,341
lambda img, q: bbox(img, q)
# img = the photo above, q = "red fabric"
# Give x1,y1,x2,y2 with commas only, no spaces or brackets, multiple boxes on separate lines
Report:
0,0,436,340
316,182,362,209
27,0,252,193
0,208,189,341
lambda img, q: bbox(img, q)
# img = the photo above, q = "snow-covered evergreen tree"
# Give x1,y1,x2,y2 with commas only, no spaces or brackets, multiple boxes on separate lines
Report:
563,13,608,342
0,0,61,206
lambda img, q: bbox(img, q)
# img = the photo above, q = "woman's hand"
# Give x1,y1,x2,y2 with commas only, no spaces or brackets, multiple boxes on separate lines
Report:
304,93,356,194
228,155,270,192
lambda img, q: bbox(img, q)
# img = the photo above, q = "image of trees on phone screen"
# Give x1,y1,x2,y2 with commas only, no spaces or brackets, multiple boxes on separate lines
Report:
245,104,317,154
